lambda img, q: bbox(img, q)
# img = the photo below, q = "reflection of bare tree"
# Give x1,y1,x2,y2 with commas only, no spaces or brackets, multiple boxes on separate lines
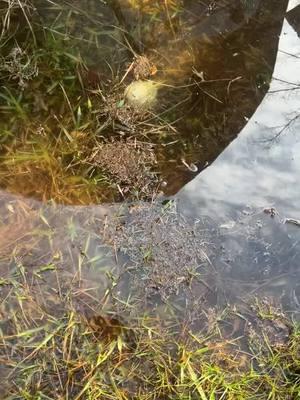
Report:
270,3,300,120
260,76,300,142
269,77,300,94
266,113,300,142
282,3,300,145
260,0,300,144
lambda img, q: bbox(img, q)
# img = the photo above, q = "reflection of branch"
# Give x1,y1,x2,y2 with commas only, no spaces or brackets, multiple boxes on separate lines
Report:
279,50,300,59
264,113,300,142
269,87,300,93
268,77,300,94
273,77,300,87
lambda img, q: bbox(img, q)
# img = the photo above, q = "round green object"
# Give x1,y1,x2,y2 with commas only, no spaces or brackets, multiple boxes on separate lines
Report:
125,80,158,109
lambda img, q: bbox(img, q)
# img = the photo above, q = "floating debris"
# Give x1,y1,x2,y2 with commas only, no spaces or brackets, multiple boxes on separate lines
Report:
263,207,277,217
284,218,300,227
90,139,159,198
107,201,210,299
181,158,198,172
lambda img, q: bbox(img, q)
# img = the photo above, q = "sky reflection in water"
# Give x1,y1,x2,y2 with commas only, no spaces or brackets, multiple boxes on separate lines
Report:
178,6,300,314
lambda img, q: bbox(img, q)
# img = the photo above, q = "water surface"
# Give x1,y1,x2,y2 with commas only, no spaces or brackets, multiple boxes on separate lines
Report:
0,0,288,201
1,2,300,396
179,6,300,315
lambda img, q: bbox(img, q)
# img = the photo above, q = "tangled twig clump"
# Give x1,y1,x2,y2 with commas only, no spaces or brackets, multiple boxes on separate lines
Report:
107,201,209,299
91,138,159,198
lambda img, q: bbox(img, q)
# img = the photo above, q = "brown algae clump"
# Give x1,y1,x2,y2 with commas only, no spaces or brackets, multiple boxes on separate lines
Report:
91,139,159,197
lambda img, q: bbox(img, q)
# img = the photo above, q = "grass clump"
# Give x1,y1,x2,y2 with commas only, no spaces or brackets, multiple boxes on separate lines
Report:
105,200,209,300
1,276,300,399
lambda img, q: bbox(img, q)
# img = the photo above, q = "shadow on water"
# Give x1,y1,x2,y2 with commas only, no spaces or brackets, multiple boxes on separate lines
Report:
0,0,288,202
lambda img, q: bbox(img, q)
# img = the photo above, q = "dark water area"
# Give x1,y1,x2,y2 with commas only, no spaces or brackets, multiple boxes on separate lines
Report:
0,0,288,202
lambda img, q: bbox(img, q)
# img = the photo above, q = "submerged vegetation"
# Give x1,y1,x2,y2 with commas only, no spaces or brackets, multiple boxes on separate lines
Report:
0,193,300,399
0,0,286,203
0,0,299,398
2,285,300,399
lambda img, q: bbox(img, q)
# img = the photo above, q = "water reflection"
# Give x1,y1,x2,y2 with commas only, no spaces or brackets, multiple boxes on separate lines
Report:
178,5,300,314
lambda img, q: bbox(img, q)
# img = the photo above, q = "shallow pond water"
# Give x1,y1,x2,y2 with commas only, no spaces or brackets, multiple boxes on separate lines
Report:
0,0,297,330
0,1,300,398
179,6,300,315
0,0,288,202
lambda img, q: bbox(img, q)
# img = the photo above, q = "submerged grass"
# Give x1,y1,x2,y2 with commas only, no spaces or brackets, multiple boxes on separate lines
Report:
0,196,299,399
0,3,168,203
1,266,300,399
0,0,279,203
0,1,297,398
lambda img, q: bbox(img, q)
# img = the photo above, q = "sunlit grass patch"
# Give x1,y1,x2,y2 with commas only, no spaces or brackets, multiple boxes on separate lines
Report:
0,122,163,203
0,130,112,204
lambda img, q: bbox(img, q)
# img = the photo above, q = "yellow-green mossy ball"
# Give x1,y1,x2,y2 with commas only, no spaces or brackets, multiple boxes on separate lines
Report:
125,80,158,109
